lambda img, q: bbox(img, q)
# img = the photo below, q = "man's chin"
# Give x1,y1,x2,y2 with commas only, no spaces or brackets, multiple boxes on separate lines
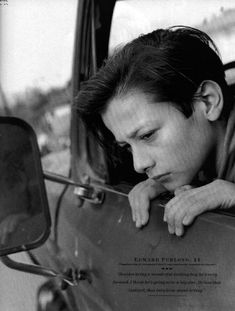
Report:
161,176,192,193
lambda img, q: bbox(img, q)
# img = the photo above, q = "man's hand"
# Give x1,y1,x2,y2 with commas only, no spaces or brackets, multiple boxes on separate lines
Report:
128,178,166,228
164,179,235,237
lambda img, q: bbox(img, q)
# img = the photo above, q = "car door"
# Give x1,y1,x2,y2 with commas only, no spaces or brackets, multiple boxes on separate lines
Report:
33,1,235,310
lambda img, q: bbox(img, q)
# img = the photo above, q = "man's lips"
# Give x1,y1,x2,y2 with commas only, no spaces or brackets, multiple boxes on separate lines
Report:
151,173,171,181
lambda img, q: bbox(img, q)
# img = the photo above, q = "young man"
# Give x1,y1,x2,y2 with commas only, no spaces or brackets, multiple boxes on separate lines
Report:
76,26,235,236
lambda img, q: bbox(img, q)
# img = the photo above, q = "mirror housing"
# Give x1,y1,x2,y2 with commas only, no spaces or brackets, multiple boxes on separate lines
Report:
0,117,51,256
0,117,81,285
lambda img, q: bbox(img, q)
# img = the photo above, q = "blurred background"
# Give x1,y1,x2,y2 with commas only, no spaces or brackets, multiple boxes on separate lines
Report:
1,0,77,156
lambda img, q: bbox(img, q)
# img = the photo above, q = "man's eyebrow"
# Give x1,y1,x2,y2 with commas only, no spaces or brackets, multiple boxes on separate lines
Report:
116,128,142,145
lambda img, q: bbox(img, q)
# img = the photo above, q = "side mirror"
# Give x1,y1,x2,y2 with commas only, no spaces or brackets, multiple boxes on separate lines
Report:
0,117,51,255
0,117,78,285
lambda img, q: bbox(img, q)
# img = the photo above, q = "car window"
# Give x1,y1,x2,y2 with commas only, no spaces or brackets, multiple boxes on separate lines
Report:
109,0,235,91
109,0,235,65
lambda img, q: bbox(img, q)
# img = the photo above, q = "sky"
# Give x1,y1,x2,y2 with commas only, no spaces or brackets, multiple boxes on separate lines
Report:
1,0,235,103
110,0,235,54
0,0,78,101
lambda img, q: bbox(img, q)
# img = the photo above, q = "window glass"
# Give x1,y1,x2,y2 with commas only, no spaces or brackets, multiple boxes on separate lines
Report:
109,0,235,66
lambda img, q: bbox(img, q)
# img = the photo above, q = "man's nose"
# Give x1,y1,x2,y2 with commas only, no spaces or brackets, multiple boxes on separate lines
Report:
132,146,154,174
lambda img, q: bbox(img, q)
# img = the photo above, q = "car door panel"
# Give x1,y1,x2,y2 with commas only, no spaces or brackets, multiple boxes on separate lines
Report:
53,184,235,311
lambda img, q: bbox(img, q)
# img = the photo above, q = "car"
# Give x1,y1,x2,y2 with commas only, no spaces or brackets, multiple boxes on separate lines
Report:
1,1,235,310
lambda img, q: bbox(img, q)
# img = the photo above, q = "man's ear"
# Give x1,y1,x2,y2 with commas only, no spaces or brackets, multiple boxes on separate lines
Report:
196,80,224,121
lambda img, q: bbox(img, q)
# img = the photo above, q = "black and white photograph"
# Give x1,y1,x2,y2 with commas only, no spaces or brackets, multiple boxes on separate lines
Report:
1,0,235,310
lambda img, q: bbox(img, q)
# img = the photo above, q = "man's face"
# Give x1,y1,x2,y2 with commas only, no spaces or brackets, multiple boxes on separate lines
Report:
102,89,216,191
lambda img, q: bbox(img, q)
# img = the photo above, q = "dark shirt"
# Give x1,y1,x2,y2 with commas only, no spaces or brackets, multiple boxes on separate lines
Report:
218,106,235,182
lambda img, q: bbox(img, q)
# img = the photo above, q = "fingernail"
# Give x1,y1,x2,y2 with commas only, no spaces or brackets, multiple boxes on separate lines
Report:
176,228,182,237
182,217,189,226
168,226,174,234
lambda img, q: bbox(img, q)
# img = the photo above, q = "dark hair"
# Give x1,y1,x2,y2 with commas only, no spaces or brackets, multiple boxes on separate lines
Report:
75,26,232,153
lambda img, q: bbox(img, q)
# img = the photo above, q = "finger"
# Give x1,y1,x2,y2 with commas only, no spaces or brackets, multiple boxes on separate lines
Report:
128,182,145,223
182,215,195,226
165,201,176,234
129,183,152,227
175,225,184,237
129,194,146,227
178,192,207,228
134,196,150,228
164,196,187,236
174,210,187,236
181,200,206,226
173,196,194,236
168,223,175,234
128,192,137,222
164,196,179,224
139,204,150,226
131,206,136,222
174,213,186,236
128,178,166,228
131,192,142,226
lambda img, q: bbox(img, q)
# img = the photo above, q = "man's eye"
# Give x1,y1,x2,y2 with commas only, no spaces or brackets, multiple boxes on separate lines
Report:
140,131,155,141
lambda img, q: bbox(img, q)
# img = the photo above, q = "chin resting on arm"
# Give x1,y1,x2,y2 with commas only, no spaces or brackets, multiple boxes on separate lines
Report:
128,179,235,237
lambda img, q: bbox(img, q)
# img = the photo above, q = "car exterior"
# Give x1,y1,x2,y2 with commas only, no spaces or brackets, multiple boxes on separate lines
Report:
23,0,235,310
